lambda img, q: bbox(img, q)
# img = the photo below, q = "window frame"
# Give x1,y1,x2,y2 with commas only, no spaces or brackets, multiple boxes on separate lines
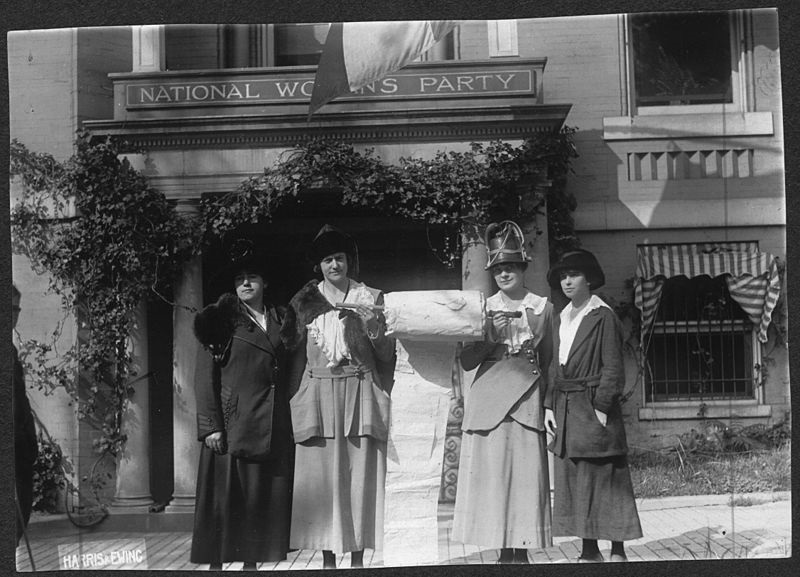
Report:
625,10,749,116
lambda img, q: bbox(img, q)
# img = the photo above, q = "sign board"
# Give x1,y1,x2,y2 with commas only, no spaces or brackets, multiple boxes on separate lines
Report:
120,60,543,109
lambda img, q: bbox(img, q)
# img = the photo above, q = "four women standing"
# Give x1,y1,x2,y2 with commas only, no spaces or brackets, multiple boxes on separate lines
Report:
189,226,641,567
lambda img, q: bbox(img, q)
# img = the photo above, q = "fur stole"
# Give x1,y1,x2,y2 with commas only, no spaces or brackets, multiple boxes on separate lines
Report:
193,293,241,353
280,280,373,363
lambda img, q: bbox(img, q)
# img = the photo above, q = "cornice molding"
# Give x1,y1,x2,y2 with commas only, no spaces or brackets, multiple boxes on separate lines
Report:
84,104,572,150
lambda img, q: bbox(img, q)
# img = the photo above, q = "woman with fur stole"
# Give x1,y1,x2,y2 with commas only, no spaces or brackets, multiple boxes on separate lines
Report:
280,225,396,569
190,244,294,569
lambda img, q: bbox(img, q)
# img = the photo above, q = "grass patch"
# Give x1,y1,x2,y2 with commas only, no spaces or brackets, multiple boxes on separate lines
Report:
629,442,791,498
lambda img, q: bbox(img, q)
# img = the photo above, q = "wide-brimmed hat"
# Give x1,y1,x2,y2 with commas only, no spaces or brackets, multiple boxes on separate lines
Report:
484,221,531,270
547,249,605,290
218,238,269,282
308,224,358,263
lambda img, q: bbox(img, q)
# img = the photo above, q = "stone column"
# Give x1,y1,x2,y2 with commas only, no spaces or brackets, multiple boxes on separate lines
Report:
461,223,493,295
523,185,552,299
132,25,165,72
167,201,203,511
111,302,154,511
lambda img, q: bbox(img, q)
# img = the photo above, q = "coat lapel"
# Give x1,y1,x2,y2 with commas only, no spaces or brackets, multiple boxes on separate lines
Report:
235,305,282,356
565,308,603,363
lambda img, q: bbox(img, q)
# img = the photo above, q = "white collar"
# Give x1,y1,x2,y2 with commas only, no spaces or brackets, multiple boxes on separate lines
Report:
560,294,610,321
487,290,548,315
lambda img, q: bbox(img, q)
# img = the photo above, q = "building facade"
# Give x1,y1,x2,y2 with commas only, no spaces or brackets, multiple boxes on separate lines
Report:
9,11,788,513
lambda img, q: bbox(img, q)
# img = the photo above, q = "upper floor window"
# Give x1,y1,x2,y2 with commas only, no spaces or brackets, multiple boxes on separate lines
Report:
273,23,329,66
629,11,741,114
164,23,456,71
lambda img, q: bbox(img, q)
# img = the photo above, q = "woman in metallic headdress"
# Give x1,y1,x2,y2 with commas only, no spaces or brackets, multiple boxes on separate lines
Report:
452,221,554,564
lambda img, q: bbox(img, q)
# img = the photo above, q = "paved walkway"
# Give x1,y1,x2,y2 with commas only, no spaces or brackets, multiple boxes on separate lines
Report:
15,492,791,571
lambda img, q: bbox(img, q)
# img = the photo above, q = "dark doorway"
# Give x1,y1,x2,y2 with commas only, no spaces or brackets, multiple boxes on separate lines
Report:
202,190,461,305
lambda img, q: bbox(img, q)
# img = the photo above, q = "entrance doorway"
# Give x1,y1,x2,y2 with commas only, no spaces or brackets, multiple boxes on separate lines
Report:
201,191,462,305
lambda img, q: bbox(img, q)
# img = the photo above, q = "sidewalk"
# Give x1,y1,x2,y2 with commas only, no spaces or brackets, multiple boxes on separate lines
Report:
15,491,791,570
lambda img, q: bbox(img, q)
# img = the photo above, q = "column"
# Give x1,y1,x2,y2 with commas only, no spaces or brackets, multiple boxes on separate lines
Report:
461,223,493,295
132,25,165,72
111,302,154,511
167,201,203,511
523,184,552,299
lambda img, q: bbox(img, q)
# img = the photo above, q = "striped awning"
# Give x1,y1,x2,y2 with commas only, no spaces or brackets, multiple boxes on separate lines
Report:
634,242,781,343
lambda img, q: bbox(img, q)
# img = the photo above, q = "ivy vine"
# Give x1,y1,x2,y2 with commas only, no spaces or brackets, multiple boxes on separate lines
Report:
11,131,198,463
12,129,579,510
201,131,580,265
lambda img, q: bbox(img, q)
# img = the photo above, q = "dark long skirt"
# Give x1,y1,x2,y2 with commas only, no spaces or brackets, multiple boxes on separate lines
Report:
552,454,643,541
190,445,292,564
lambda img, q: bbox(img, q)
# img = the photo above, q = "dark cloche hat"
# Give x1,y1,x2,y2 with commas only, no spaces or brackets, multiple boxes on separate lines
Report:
547,249,606,290
484,221,531,270
308,224,358,263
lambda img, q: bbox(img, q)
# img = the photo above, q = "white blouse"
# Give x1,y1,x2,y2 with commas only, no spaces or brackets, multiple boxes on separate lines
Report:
308,280,375,367
558,294,611,365
241,302,268,332
487,290,547,354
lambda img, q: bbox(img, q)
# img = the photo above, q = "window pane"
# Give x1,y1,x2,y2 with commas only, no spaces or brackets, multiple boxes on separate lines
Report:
631,12,732,107
646,274,754,401
274,23,329,66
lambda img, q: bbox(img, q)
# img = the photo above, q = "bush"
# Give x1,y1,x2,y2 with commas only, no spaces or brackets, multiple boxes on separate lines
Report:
32,436,67,513
629,420,792,498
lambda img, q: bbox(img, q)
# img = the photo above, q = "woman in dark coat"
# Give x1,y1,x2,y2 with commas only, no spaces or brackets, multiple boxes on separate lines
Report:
452,221,553,564
280,225,395,569
13,284,38,547
543,249,642,562
190,244,294,569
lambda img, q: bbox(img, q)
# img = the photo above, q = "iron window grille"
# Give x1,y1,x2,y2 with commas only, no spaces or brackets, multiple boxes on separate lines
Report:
645,273,758,402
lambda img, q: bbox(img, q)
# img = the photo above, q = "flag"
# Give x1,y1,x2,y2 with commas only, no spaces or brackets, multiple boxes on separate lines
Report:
309,20,457,117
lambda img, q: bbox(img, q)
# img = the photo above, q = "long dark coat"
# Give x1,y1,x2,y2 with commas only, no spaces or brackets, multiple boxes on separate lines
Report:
190,298,294,564
14,344,38,545
544,303,642,541
544,305,628,459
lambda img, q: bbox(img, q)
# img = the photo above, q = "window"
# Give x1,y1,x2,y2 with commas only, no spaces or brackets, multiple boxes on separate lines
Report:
629,11,741,114
163,23,456,71
635,241,781,416
645,275,756,402
273,23,329,66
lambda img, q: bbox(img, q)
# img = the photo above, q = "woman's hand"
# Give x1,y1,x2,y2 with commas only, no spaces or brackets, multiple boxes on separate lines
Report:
204,431,226,454
488,314,511,342
594,409,607,427
352,303,380,338
544,408,557,436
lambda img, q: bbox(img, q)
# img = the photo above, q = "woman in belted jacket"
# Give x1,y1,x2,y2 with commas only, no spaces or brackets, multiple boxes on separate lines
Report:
280,225,396,569
452,221,553,564
544,249,642,563
190,244,294,569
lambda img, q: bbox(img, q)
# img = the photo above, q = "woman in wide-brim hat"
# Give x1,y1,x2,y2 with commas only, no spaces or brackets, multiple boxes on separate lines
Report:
280,224,396,569
452,221,554,564
543,249,642,562
190,240,294,569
